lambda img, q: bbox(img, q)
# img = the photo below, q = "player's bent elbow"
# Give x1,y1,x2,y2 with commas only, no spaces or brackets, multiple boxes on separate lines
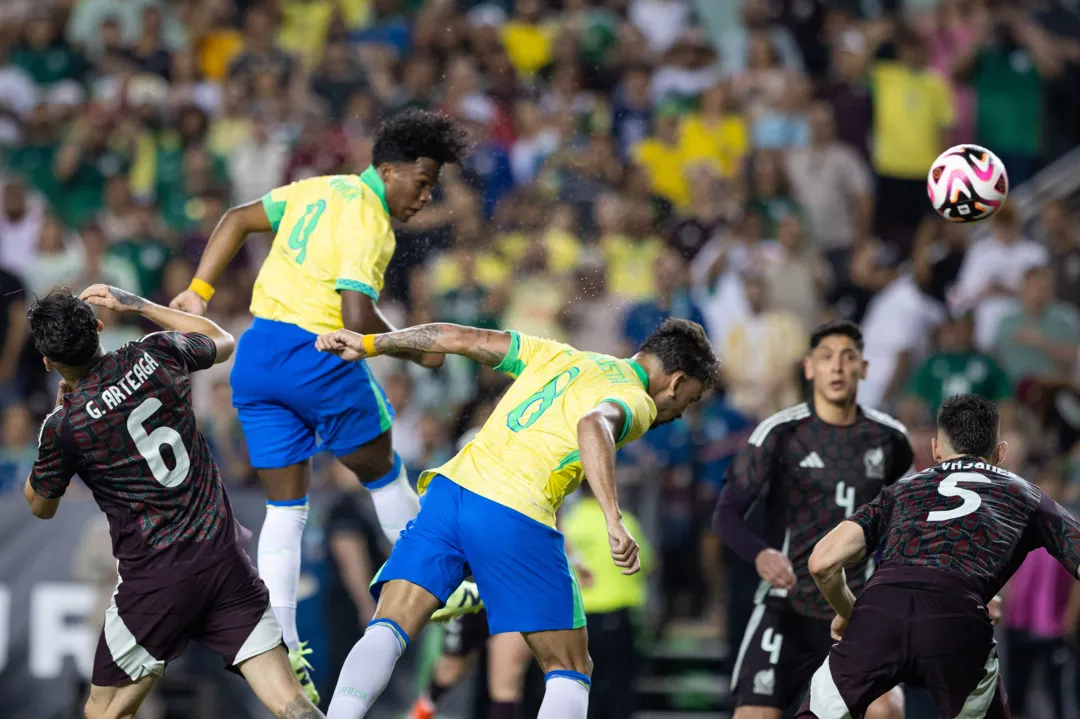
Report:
212,333,236,364
29,500,58,520
807,544,835,580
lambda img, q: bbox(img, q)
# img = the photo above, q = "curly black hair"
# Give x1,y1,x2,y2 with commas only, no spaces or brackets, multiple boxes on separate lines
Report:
937,393,999,459
639,318,719,390
371,109,471,167
27,288,101,367
809,319,864,353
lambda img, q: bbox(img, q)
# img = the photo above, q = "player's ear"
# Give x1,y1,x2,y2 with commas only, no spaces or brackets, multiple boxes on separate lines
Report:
993,441,1008,466
96,319,104,333
802,355,813,381
859,358,868,380
42,356,53,373
930,436,942,463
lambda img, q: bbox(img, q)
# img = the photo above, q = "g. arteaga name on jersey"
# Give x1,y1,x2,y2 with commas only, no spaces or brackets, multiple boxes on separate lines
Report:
86,352,162,419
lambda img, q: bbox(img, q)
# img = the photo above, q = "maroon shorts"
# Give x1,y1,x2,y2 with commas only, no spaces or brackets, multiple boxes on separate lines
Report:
92,550,281,686
797,583,1009,719
441,610,490,658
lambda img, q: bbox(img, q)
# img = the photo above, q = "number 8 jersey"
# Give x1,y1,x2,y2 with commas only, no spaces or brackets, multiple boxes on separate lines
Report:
30,332,247,591
851,457,1080,599
420,331,658,528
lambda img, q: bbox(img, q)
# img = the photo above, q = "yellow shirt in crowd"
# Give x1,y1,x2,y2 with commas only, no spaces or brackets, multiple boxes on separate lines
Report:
601,233,665,300
500,21,555,78
871,60,955,179
562,498,653,614
631,138,690,209
422,332,657,528
679,113,749,179
253,168,394,335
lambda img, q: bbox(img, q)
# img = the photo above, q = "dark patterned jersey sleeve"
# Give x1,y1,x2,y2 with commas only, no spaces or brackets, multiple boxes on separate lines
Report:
1032,490,1080,579
138,331,217,373
887,430,915,485
712,424,780,563
29,409,75,499
850,485,892,554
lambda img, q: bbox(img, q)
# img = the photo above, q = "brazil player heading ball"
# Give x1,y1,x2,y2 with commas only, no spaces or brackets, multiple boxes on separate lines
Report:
169,110,471,701
311,318,718,719
25,286,325,719
800,394,1080,718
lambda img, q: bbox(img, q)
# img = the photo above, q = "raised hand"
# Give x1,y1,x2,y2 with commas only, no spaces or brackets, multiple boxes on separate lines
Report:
607,520,641,576
314,330,368,362
80,284,146,313
169,290,208,316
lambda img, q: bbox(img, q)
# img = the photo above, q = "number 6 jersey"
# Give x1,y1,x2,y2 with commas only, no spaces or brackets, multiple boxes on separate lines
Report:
851,457,1080,599
30,332,247,591
715,402,915,619
420,331,657,528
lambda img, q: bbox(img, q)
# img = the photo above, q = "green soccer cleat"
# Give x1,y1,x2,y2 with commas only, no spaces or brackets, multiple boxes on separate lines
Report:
430,580,484,623
289,642,320,705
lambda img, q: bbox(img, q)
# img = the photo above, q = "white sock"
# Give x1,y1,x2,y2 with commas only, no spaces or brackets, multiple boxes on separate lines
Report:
367,454,420,546
257,499,308,653
538,672,590,719
327,620,410,719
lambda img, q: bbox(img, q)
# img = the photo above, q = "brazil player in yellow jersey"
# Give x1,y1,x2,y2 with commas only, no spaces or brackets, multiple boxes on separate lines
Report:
312,318,718,719
168,110,470,702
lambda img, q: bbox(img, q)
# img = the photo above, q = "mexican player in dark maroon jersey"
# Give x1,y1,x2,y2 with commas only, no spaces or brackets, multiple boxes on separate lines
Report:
713,321,913,719
23,285,325,719
800,393,1080,719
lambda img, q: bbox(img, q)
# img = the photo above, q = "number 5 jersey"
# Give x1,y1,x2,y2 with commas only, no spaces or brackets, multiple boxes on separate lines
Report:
30,331,248,591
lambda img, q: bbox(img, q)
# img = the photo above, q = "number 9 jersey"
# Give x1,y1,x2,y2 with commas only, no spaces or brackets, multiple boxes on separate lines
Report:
419,331,658,528
254,170,395,335
30,331,248,589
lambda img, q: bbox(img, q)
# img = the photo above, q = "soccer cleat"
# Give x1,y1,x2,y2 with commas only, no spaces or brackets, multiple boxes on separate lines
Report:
430,580,484,622
289,642,320,705
409,696,436,719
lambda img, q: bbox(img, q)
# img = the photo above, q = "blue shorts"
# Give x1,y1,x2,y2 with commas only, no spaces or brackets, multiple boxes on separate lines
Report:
371,475,586,636
231,318,394,468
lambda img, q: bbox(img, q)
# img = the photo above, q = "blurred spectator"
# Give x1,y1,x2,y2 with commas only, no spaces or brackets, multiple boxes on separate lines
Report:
631,101,690,211
751,73,809,150
601,200,665,302
621,249,705,354
13,9,89,88
731,32,795,127
868,25,954,254
900,313,1012,429
0,265,27,405
510,98,560,185
228,5,294,93
912,218,970,307
720,0,804,77
719,273,805,420
228,109,289,204
767,215,831,332
501,0,554,80
785,101,872,272
68,0,184,59
678,82,748,181
501,235,570,342
202,380,255,486
745,149,800,239
384,371,424,470
925,0,981,146
611,64,653,159
630,0,690,56
107,204,172,296
0,179,44,274
1040,198,1080,308
565,260,621,356
668,165,728,262
284,103,350,183
993,266,1079,384
825,240,885,325
75,223,140,292
822,29,873,161
0,403,35,492
953,204,1049,351
1003,463,1076,719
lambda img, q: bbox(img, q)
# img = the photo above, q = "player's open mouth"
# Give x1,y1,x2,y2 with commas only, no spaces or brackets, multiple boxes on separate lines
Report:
829,380,847,391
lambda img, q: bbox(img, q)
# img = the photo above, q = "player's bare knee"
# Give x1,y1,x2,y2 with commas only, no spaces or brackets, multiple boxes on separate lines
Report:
865,689,904,719
338,432,394,484
373,580,441,639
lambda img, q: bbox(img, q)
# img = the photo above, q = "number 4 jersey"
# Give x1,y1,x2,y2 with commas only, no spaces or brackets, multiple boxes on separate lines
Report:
851,457,1080,599
421,331,658,528
30,332,247,591
716,403,915,619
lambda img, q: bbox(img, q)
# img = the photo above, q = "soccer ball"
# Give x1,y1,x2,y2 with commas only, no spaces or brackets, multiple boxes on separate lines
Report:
927,144,1009,223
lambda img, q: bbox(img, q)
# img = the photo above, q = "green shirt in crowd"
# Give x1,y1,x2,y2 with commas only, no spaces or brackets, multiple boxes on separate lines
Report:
974,47,1044,158
108,238,173,297
906,352,1012,417
994,303,1080,381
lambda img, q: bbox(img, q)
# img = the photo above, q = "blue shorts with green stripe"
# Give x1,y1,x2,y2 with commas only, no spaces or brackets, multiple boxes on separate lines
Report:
371,474,586,635
230,318,393,468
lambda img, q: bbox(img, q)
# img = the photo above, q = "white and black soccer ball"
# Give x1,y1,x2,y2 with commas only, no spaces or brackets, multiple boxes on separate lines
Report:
927,144,1009,223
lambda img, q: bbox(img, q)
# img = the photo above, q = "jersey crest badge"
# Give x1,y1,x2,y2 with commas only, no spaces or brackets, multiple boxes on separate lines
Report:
753,668,776,696
864,447,885,480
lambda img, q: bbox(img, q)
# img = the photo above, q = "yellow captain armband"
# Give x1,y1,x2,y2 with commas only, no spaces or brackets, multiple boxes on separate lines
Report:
188,278,215,302
362,334,379,357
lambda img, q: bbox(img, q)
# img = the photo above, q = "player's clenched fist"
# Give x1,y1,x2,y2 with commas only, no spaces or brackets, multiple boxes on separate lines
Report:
755,548,796,590
80,284,146,312
315,329,369,361
607,520,641,575
830,614,848,641
169,290,208,316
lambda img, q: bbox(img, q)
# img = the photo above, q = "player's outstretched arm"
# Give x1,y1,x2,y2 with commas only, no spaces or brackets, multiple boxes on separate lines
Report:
314,324,512,367
80,285,236,364
808,521,867,620
578,402,641,575
340,292,444,368
169,200,270,315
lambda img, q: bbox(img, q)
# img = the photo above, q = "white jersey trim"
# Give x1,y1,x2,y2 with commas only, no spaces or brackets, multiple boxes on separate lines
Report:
37,406,63,448
861,406,909,438
749,403,811,447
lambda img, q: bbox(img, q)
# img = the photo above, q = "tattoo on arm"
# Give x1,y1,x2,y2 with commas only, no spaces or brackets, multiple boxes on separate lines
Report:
278,697,323,719
112,288,146,309
372,324,508,367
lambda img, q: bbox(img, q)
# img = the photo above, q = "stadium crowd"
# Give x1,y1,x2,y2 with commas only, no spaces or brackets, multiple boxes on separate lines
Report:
3,0,1080,716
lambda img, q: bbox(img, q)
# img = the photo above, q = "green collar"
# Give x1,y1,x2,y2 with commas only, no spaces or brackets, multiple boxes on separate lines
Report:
626,359,649,391
359,165,389,215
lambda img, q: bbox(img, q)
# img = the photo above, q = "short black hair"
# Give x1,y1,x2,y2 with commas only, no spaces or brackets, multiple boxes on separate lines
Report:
639,318,719,391
27,288,100,366
371,109,471,167
809,319,864,353
937,394,1000,459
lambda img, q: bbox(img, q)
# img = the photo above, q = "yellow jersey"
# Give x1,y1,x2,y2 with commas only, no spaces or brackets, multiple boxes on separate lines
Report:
253,167,395,335
420,332,658,527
